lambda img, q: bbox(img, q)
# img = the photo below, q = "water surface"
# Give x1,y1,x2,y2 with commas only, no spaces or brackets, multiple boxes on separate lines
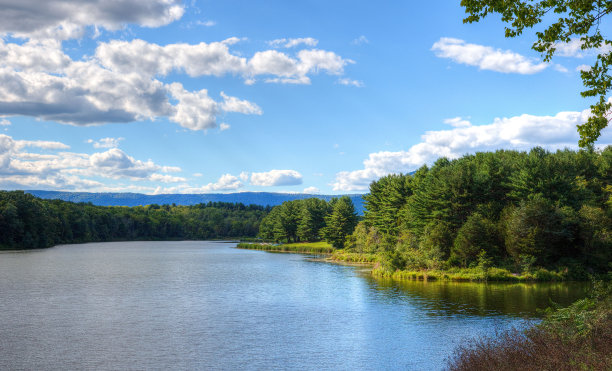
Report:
0,241,588,370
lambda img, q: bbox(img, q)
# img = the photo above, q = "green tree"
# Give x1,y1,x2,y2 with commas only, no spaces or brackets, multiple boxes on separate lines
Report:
297,198,329,241
452,212,499,267
502,197,578,265
322,196,358,249
462,0,612,146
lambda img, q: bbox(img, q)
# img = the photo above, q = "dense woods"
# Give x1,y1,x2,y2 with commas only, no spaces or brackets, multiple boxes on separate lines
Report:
255,147,611,277
257,196,358,248
0,191,269,249
349,147,612,276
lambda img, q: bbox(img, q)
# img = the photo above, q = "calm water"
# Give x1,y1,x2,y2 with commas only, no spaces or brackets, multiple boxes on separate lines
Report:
0,241,588,370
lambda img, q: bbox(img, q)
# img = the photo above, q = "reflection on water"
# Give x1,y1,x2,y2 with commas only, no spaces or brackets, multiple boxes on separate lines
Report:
362,276,589,318
0,242,589,371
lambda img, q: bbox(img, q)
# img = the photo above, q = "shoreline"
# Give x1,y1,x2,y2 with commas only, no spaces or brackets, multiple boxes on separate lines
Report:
236,242,589,283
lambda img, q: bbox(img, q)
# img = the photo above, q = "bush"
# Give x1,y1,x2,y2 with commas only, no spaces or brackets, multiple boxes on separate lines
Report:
446,281,612,371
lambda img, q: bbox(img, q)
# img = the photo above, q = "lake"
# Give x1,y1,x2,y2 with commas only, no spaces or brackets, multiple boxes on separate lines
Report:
0,241,588,370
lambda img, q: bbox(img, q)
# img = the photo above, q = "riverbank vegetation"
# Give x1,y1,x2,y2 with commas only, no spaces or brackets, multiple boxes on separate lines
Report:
257,196,358,248
255,147,611,281
446,280,612,370
350,147,611,280
236,241,335,254
0,190,269,250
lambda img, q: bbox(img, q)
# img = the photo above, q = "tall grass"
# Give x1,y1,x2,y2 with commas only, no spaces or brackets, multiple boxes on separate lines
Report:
236,242,335,254
371,266,567,282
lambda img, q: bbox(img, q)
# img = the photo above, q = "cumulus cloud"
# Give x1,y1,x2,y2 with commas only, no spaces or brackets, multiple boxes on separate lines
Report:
0,133,184,191
0,118,10,126
14,139,70,150
432,37,549,74
171,174,243,193
167,83,219,131
220,92,263,115
268,38,319,48
0,37,352,130
250,169,303,186
332,106,612,191
87,137,124,148
219,123,230,131
444,117,472,128
0,0,185,40
303,186,320,194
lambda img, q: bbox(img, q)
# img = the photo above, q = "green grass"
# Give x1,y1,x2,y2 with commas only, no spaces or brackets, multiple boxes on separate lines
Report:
372,266,567,282
331,251,380,264
236,244,570,282
236,241,335,254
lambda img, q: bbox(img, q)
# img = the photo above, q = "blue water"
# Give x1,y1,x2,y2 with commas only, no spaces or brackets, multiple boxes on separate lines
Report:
0,241,587,370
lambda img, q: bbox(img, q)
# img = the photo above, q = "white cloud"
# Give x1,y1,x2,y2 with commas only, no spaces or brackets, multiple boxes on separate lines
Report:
432,37,549,74
167,83,218,131
303,186,320,194
14,140,70,150
89,148,165,179
352,35,369,45
553,38,612,58
193,174,243,192
250,169,303,186
239,171,249,181
268,38,319,48
87,137,124,148
150,173,187,183
444,117,472,128
337,78,364,87
0,134,185,190
332,106,612,191
0,119,10,126
0,37,351,130
0,0,184,40
196,20,216,27
576,64,592,72
220,92,263,115
554,39,589,57
219,123,230,131
248,49,351,85
193,172,203,177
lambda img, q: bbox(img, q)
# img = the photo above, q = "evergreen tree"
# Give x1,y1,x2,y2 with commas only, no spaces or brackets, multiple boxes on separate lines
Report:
322,196,358,249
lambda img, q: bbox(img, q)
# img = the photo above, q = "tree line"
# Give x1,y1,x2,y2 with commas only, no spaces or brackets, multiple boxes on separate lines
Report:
257,196,358,248
349,147,611,275
0,191,270,249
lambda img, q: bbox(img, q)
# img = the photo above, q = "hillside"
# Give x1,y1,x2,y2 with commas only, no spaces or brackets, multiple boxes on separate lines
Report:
26,190,366,215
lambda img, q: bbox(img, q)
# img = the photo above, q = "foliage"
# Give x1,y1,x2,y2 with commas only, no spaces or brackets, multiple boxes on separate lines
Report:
321,196,359,249
0,191,269,249
256,196,358,248
452,212,499,267
236,241,335,254
462,0,612,146
347,147,611,276
446,281,612,370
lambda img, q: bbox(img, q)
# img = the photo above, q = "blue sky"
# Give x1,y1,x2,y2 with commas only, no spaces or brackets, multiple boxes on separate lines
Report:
1,0,611,194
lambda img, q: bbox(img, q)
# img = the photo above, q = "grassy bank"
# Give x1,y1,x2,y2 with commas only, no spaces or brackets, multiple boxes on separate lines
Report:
236,242,335,254
446,281,612,370
236,243,574,282
372,266,568,282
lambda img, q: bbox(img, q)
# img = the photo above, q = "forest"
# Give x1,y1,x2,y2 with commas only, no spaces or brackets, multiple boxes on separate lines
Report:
257,196,358,249
260,147,612,277
0,190,269,250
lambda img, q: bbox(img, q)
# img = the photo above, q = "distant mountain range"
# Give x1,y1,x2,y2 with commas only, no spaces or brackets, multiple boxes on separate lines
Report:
26,190,367,215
